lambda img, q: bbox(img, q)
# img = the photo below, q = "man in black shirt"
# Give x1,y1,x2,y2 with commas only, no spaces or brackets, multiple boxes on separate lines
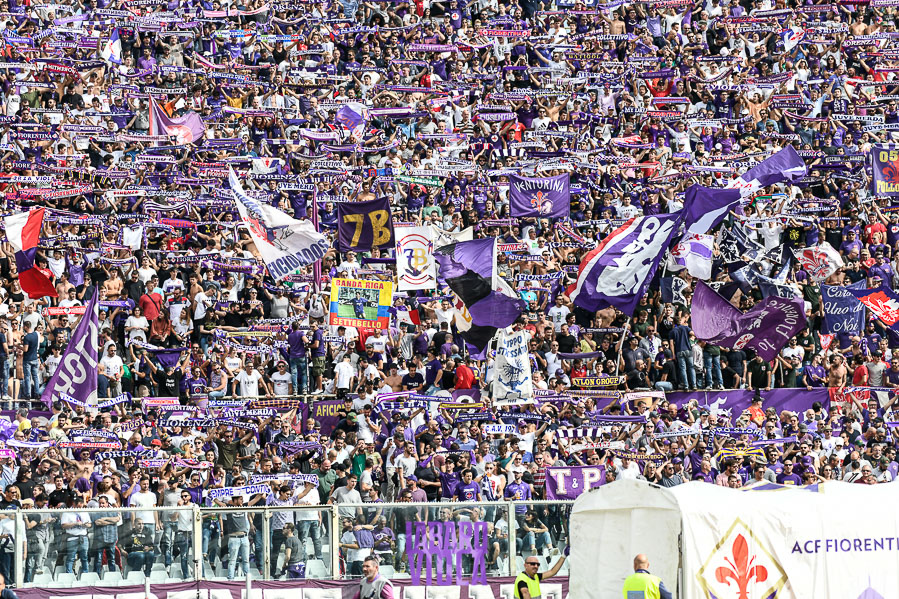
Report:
555,324,577,354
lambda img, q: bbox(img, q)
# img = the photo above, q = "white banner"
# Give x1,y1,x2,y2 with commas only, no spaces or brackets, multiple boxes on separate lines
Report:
492,328,533,402
396,225,437,291
676,482,899,598
229,167,330,281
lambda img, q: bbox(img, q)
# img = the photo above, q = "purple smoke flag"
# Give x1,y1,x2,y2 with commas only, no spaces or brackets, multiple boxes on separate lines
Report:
337,196,394,252
666,388,830,418
435,237,526,357
726,145,807,197
148,98,206,145
566,213,682,315
692,280,807,361
682,184,741,235
666,233,714,279
41,290,99,407
509,173,570,218
545,466,606,499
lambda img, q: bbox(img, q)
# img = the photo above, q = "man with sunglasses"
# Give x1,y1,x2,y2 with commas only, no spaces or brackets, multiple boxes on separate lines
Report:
514,548,567,599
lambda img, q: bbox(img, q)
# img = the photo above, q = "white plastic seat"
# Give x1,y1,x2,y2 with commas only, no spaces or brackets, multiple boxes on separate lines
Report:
305,559,327,579
79,572,100,584
103,571,123,583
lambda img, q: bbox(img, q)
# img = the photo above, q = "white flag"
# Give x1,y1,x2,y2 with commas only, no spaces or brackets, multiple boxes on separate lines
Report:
396,226,436,291
229,167,330,281
492,328,533,405
792,242,844,282
667,233,715,280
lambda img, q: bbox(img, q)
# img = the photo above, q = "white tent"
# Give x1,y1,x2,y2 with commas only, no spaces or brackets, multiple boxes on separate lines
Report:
570,479,899,599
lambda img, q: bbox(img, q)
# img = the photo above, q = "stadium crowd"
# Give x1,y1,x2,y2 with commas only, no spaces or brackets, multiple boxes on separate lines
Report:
0,0,895,586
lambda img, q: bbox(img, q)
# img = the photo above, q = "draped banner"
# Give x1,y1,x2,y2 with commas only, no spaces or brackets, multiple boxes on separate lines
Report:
821,281,865,334
337,196,395,252
41,290,99,407
509,172,571,218
395,225,436,291
545,465,606,499
873,144,899,197
493,328,534,405
665,388,831,418
692,281,807,361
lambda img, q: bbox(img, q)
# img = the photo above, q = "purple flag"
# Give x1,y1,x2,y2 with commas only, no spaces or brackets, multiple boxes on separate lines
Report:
337,197,394,252
566,213,681,315
821,281,865,334
682,184,741,235
509,173,570,218
727,145,807,197
435,238,526,357
873,145,899,197
545,465,606,499
148,98,205,144
41,290,99,407
692,281,807,361
335,102,366,133
153,348,189,369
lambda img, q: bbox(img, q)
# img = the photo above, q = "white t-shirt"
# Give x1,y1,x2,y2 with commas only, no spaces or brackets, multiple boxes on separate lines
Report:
271,371,292,396
547,305,570,333
100,355,124,378
237,370,263,397
129,490,157,525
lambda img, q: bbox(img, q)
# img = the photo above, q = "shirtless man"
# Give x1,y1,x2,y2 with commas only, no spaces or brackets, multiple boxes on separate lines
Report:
103,266,125,299
827,354,848,389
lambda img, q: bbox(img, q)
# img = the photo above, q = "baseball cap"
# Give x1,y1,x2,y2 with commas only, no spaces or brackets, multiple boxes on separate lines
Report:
405,475,418,482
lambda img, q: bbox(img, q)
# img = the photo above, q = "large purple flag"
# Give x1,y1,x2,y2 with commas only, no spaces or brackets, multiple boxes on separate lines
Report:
567,213,681,315
509,173,570,218
682,184,741,235
821,281,865,334
726,145,807,197
41,291,99,407
692,281,807,361
148,98,205,144
435,238,526,357
545,466,606,499
337,197,394,252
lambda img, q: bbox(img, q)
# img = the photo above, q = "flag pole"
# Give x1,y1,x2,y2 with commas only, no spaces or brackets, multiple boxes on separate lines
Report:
614,316,631,378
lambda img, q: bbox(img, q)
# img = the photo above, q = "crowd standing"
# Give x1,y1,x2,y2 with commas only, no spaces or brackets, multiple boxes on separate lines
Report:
0,0,895,586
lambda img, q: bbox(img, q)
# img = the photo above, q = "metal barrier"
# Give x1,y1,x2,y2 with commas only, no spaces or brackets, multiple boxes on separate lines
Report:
13,500,573,588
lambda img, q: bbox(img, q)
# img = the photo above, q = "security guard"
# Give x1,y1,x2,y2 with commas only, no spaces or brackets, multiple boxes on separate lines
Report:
514,548,568,599
622,554,673,599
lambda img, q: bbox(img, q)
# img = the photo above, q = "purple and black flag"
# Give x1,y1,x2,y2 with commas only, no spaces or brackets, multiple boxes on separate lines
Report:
434,238,526,357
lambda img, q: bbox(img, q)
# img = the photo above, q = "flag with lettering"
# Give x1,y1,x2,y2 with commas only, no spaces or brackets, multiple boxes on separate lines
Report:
545,466,606,499
493,329,533,404
692,280,807,361
821,281,865,334
338,197,395,252
873,145,899,197
41,290,99,408
566,213,682,315
509,173,570,218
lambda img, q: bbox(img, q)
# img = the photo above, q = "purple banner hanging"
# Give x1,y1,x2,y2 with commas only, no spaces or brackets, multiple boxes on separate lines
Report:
509,173,571,218
544,465,606,499
337,196,395,252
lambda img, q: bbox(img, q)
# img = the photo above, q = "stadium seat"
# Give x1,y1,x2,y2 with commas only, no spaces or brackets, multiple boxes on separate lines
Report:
305,559,328,579
79,572,100,584
125,571,146,583
379,565,395,578
103,571,123,583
